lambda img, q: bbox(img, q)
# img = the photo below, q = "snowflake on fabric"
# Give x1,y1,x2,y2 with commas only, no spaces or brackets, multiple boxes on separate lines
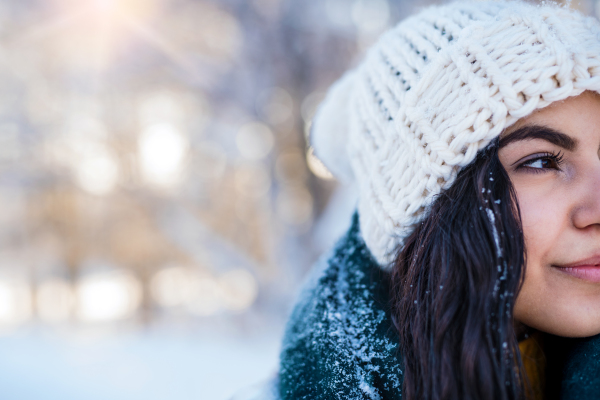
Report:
279,213,403,400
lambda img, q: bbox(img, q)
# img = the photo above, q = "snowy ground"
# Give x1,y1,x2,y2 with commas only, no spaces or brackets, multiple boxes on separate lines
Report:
0,327,281,400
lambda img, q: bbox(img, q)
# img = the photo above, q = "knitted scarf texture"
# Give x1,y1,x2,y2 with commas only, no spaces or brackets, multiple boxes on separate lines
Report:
279,213,403,400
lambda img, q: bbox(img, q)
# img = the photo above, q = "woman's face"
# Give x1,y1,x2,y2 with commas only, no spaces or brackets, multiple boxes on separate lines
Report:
499,91,600,337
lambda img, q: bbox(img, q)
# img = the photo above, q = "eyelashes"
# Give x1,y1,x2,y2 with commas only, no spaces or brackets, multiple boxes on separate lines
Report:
515,151,565,173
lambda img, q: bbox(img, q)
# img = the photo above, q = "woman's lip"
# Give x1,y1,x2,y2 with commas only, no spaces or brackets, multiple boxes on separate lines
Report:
558,255,600,269
553,256,600,283
554,266,600,283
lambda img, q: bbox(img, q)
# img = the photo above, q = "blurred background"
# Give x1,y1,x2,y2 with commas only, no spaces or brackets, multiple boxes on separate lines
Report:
0,0,594,399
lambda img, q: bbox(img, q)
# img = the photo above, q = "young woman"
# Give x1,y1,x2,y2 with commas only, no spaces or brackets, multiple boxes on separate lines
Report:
277,1,600,400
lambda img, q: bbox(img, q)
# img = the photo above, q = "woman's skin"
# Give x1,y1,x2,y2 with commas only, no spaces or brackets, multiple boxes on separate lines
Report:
499,91,600,337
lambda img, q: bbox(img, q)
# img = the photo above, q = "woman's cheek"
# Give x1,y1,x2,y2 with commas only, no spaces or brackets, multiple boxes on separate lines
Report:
513,183,565,330
516,184,562,264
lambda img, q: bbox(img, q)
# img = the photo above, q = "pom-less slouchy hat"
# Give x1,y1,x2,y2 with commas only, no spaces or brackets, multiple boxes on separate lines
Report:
312,0,600,268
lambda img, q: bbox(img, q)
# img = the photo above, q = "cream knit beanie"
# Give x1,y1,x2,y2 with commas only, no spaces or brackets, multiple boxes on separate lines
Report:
311,0,600,269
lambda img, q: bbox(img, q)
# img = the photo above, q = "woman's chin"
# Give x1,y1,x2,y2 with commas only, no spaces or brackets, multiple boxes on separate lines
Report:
521,317,600,338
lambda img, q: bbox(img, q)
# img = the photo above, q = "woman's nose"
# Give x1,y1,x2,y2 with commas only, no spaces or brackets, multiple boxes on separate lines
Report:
572,162,600,230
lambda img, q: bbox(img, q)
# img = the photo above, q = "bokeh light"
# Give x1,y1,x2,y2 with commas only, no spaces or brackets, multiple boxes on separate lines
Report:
0,279,32,327
351,0,390,34
76,271,142,322
325,0,354,29
185,2,243,63
150,266,201,309
150,266,257,315
218,269,258,312
76,147,120,195
236,122,274,161
256,87,294,126
139,123,189,190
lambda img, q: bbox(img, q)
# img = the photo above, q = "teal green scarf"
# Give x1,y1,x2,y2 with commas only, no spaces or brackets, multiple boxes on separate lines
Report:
278,213,600,400
279,213,402,399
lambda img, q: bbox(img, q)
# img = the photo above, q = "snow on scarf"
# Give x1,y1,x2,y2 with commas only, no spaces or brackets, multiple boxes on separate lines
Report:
278,213,403,400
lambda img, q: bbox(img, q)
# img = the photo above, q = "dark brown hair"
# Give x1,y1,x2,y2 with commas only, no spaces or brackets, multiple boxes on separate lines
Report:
390,141,527,400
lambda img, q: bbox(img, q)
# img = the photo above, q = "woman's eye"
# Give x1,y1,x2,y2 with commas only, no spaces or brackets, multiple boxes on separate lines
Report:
524,158,553,169
519,152,564,171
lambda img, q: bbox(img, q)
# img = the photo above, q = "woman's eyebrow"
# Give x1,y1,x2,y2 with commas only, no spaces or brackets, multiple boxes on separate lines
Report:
498,125,578,151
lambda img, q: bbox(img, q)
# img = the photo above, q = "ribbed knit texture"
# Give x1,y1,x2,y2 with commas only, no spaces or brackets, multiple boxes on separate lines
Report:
311,0,600,267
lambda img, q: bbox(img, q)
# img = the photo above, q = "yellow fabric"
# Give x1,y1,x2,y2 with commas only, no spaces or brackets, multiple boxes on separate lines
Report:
519,331,545,400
